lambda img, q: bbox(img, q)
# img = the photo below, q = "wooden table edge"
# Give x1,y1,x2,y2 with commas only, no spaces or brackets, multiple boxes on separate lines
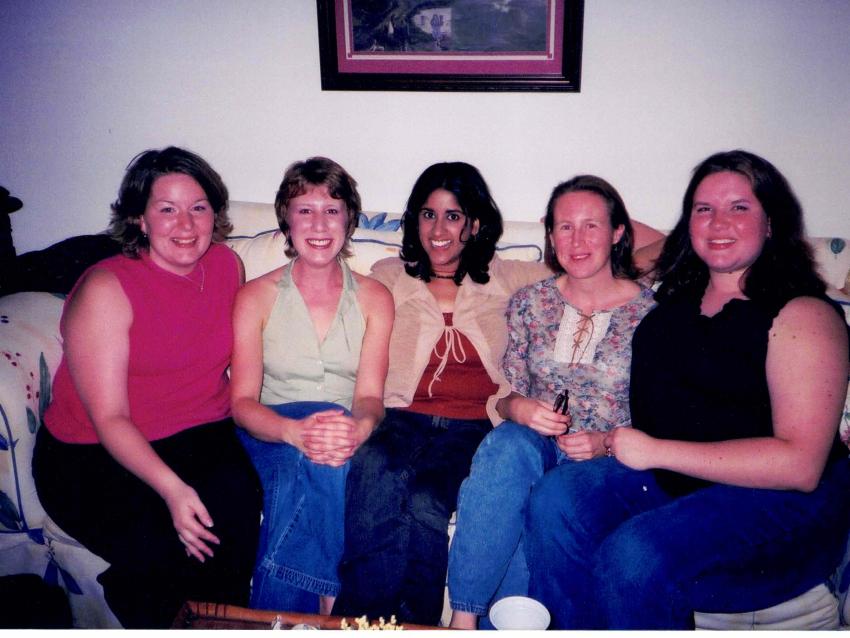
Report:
173,600,449,630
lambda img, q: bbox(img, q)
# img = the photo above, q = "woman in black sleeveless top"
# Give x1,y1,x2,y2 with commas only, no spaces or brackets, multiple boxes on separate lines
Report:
525,150,850,629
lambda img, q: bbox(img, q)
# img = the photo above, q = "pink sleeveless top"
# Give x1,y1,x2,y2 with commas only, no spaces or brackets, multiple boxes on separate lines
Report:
44,243,239,443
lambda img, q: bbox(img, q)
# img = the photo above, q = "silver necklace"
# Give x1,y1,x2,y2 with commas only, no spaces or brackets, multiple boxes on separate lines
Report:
178,264,205,292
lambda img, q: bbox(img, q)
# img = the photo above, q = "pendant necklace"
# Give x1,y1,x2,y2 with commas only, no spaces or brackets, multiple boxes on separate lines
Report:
178,264,205,292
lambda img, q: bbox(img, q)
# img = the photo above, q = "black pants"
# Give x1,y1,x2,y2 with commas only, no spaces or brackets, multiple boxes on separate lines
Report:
32,420,262,628
333,409,491,625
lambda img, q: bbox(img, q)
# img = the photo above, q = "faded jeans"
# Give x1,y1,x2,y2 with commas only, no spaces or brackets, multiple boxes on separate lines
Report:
526,456,850,629
448,422,568,623
237,401,350,614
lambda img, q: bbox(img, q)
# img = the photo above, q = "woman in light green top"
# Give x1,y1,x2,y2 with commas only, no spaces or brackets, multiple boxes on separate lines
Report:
230,157,393,616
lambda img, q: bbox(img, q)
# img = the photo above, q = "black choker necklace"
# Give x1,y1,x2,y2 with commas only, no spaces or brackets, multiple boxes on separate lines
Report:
432,273,456,280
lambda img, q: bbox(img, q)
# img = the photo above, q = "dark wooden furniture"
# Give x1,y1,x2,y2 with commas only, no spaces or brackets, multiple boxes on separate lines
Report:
172,601,447,630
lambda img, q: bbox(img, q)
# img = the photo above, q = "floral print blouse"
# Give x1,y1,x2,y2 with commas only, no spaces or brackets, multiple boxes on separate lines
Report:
502,276,656,433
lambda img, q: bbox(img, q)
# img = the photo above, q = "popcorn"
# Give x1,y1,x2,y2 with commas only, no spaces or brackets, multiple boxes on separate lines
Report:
340,614,404,630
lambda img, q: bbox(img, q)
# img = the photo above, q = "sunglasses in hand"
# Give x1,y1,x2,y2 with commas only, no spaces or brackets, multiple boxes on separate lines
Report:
552,390,569,415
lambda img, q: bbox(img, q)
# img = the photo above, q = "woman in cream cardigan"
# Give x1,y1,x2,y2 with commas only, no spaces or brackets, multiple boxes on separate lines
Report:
332,162,551,625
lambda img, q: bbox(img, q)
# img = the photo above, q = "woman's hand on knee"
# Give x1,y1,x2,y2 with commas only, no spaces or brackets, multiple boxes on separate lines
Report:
162,479,221,563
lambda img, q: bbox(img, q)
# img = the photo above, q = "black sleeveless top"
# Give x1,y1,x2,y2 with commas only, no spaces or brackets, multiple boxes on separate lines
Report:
630,295,848,496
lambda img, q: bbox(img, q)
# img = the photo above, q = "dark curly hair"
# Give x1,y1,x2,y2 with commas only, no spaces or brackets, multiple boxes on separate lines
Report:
542,174,639,280
274,157,361,259
655,150,825,311
400,162,503,285
109,147,231,258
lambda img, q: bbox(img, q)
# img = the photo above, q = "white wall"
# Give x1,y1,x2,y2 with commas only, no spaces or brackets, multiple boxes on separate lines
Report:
2,0,849,254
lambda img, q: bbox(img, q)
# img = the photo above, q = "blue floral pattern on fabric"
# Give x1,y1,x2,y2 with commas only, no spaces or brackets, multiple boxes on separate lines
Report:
0,314,79,595
357,212,401,231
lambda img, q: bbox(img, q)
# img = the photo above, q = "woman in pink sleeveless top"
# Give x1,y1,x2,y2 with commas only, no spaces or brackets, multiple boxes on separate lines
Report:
32,147,261,628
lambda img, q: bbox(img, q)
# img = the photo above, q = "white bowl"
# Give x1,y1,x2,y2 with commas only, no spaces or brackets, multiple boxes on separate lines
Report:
489,596,551,630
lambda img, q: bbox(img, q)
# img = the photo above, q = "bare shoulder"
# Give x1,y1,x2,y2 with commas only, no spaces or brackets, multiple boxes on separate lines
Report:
76,266,122,294
68,268,128,318
63,268,132,341
772,296,847,342
769,297,848,372
354,272,394,311
235,266,284,314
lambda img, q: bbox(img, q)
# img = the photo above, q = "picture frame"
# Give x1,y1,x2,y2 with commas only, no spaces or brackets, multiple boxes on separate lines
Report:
317,0,584,92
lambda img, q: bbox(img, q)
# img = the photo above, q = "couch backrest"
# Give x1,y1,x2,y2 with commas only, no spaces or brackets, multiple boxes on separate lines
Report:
226,201,546,282
225,200,850,298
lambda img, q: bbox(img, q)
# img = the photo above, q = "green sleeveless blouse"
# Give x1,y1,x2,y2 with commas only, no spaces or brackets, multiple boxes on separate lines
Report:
260,259,365,410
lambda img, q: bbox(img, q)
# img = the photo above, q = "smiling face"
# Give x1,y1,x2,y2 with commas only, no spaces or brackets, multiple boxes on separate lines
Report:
284,185,349,266
549,190,624,282
417,188,479,277
139,173,215,276
689,171,770,278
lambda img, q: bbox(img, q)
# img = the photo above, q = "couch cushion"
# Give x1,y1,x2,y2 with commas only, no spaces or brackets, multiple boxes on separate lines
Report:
42,515,120,628
225,201,279,238
0,292,64,580
831,297,850,449
812,237,850,291
0,293,64,519
226,230,287,282
694,583,839,630
227,221,548,283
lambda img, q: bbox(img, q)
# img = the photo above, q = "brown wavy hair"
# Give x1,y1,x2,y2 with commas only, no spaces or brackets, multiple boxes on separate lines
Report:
109,146,231,258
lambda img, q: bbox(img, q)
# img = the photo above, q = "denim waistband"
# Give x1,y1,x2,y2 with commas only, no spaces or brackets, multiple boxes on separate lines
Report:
387,407,491,431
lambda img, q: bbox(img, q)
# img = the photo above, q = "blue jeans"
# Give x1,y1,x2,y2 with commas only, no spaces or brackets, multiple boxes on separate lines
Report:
333,409,492,626
237,402,350,613
448,422,567,622
526,456,850,629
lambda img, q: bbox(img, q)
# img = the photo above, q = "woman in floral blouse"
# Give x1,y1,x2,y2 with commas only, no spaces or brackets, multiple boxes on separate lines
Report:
447,175,656,629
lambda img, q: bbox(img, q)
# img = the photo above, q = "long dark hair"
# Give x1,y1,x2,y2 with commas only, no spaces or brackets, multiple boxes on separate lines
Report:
400,162,503,284
109,147,231,258
542,174,639,280
655,150,825,310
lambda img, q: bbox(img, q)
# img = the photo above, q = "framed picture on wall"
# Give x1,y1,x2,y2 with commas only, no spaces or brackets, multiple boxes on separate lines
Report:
316,0,584,92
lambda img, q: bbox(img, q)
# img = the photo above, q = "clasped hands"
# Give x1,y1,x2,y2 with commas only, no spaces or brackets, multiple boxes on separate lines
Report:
291,409,371,467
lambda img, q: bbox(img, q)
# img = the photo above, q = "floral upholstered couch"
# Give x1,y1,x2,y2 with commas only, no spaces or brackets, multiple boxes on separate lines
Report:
1,200,849,628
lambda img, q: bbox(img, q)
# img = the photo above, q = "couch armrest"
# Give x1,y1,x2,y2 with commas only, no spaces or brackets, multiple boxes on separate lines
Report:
0,292,64,542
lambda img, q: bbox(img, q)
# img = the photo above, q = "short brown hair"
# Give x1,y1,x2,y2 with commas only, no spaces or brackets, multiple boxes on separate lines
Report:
274,157,361,258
